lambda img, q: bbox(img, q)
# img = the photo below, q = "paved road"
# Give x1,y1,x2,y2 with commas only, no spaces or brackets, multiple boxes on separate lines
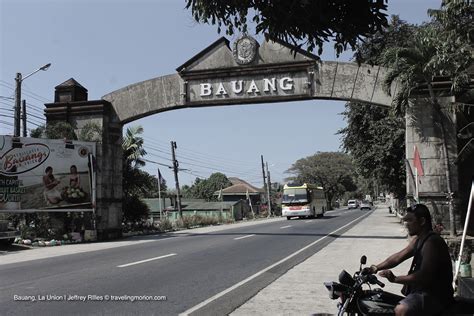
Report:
0,208,369,315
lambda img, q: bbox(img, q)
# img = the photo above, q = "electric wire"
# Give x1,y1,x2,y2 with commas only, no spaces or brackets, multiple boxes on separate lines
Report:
0,80,52,103
144,141,262,177
145,143,261,177
144,136,258,168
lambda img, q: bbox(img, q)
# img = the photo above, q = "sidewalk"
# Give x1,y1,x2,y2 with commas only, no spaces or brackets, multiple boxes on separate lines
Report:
231,205,411,315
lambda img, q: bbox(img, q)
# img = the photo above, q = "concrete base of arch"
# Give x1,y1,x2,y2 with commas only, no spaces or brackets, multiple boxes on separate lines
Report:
45,98,123,241
405,96,462,233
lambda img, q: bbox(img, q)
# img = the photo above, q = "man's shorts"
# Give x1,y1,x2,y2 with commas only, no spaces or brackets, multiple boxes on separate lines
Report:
399,292,449,316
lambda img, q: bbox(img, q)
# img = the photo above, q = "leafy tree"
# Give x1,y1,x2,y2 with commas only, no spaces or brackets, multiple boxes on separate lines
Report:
186,173,232,201
354,15,417,65
382,2,473,235
339,103,406,198
181,184,193,199
30,121,77,140
286,152,356,210
185,0,389,56
340,16,415,199
140,171,168,198
122,195,150,224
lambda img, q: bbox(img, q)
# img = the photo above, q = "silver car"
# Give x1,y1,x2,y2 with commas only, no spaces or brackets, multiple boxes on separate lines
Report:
347,200,358,209
360,200,372,210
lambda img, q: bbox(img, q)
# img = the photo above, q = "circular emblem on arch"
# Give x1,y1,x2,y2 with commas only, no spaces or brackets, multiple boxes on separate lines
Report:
233,35,258,65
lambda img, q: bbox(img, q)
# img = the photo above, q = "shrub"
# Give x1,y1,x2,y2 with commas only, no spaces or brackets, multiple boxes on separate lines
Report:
158,218,173,232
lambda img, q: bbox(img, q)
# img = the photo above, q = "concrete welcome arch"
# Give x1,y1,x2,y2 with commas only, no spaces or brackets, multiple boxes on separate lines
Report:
46,35,461,240
102,35,396,124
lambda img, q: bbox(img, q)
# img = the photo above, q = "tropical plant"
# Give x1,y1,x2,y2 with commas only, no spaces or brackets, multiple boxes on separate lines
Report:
122,125,151,222
78,122,102,142
123,125,147,169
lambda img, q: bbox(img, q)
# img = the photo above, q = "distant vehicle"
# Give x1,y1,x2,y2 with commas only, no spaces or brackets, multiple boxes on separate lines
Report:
347,200,358,209
281,183,325,220
360,200,372,210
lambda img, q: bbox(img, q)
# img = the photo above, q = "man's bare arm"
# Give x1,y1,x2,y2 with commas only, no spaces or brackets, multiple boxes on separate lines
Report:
373,237,416,272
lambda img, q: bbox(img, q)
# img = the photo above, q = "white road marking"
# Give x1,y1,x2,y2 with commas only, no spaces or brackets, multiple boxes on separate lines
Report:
180,212,371,316
117,253,177,268
305,220,313,223
234,234,256,240
280,225,292,229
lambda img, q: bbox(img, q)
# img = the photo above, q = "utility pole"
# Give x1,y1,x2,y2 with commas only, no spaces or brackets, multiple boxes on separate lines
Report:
13,63,51,136
21,100,27,137
157,169,162,221
14,73,22,137
261,155,267,213
266,162,272,217
171,141,182,219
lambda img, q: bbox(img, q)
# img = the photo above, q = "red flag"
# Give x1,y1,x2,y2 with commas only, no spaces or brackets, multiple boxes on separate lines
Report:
413,146,424,177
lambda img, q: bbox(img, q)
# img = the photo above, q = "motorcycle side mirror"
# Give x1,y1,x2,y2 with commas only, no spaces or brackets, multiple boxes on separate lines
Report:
360,255,367,265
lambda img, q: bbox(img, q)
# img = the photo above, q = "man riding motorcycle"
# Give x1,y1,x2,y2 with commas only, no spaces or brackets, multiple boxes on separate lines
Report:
368,204,453,316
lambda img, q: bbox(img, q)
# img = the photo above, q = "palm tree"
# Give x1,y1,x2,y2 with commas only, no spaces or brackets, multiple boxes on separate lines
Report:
123,125,147,170
122,125,151,223
382,25,460,236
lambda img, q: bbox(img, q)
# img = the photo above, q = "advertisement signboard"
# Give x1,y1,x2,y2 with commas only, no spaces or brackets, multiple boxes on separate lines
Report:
0,136,96,212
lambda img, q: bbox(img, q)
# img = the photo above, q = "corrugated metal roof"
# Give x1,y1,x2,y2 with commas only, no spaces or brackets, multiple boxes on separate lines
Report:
216,178,263,195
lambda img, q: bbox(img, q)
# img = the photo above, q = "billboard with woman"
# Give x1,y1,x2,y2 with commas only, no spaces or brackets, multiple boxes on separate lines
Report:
0,136,96,212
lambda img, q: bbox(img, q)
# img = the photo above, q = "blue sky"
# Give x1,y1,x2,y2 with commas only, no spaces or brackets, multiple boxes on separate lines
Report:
1,0,442,187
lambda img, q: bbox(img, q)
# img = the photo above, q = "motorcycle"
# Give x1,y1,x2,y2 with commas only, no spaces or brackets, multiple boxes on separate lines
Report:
323,255,474,316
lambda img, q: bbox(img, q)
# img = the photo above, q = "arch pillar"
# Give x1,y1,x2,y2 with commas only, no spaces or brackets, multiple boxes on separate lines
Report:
45,79,123,240
405,96,460,231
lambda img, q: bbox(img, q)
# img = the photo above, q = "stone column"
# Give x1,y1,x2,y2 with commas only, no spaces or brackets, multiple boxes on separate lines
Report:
93,108,123,240
45,79,123,240
406,96,459,231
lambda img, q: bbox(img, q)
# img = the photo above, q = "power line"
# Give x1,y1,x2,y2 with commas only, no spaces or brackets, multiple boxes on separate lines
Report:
25,102,46,114
146,151,173,163
144,136,258,168
145,145,260,179
143,158,173,169
0,120,14,127
25,111,46,121
142,136,267,184
180,169,208,180
1,98,46,116
0,80,52,103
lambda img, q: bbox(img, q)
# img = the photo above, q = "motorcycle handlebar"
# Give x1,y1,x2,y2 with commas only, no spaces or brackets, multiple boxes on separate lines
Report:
366,274,385,288
361,267,373,275
375,279,385,288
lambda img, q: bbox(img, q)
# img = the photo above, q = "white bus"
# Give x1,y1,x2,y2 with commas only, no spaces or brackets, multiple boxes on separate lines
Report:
281,183,326,220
